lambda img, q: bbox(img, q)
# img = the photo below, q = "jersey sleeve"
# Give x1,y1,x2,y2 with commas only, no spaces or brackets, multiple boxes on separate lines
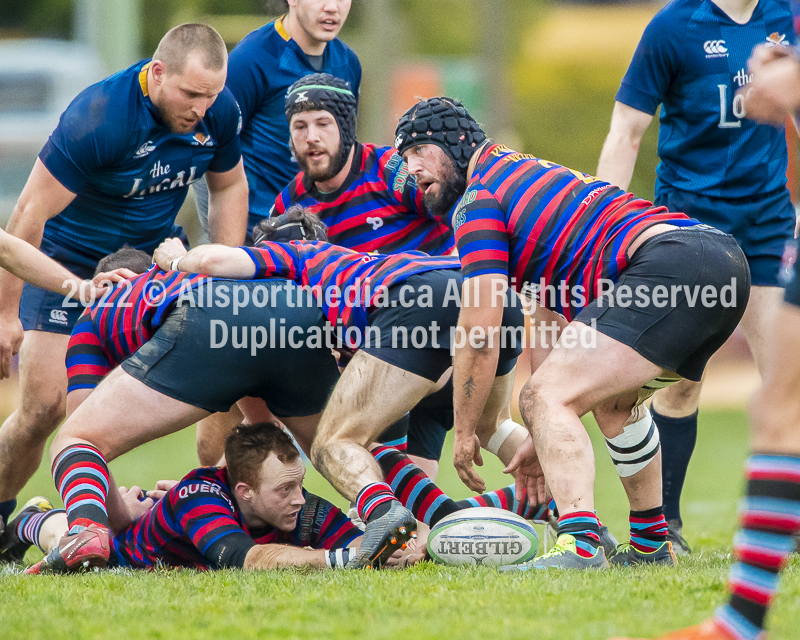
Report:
38,87,128,194
454,185,510,279
296,491,362,550
615,10,680,115
272,183,294,216
65,309,114,394
171,478,255,569
207,87,243,174
242,244,300,280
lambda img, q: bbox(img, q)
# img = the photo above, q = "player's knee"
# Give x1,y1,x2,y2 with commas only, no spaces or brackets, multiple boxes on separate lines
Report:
17,395,65,437
654,379,701,414
519,377,567,422
749,387,798,443
604,406,660,478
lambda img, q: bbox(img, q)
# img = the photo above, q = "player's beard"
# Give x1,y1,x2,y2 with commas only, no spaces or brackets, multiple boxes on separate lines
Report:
157,103,200,135
424,157,466,221
296,142,348,184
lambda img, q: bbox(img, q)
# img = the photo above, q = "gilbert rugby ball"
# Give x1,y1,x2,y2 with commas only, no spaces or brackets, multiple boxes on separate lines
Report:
427,507,538,566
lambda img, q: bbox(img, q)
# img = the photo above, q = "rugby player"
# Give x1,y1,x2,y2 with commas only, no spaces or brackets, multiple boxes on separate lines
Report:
276,73,453,255
596,0,794,553
395,97,750,569
195,0,360,241
0,24,249,533
155,207,529,568
25,423,364,572
609,38,800,640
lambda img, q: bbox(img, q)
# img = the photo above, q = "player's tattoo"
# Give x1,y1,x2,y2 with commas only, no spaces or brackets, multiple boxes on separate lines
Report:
463,376,476,398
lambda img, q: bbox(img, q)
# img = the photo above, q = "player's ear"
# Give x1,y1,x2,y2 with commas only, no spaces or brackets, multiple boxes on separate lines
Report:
150,60,167,85
234,481,253,502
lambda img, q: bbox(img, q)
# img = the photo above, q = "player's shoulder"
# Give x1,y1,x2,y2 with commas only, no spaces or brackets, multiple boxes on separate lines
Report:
650,0,702,23
58,61,146,140
176,466,231,493
326,37,361,67
759,0,793,20
205,86,242,130
230,21,286,63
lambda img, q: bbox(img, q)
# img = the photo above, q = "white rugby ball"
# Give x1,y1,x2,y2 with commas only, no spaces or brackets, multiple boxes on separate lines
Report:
427,506,538,566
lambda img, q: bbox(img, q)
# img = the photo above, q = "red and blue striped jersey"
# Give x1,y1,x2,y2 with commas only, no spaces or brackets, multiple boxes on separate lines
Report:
112,466,360,570
454,143,697,320
243,240,460,343
273,143,454,256
65,266,207,393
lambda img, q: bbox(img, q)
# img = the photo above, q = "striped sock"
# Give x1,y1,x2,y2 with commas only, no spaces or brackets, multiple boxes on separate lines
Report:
715,454,800,640
456,486,549,522
17,509,65,553
629,506,669,553
355,482,397,523
373,445,460,526
52,444,110,530
557,511,601,557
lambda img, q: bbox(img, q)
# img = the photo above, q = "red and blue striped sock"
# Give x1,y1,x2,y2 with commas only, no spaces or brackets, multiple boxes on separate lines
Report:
456,486,549,522
373,445,459,526
557,511,601,557
629,506,669,553
52,444,110,531
715,454,800,640
355,481,397,523
17,509,65,553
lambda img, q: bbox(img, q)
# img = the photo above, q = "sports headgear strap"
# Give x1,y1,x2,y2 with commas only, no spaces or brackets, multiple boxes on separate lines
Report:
394,97,486,177
285,73,358,163
253,214,306,244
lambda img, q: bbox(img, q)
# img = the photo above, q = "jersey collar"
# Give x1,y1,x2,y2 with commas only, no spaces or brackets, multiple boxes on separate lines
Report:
138,61,152,97
275,15,291,41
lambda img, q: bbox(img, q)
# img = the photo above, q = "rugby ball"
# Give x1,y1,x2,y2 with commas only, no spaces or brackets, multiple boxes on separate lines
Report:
427,507,538,566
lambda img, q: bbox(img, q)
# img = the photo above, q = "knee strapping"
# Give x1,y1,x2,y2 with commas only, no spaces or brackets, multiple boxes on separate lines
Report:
604,407,660,478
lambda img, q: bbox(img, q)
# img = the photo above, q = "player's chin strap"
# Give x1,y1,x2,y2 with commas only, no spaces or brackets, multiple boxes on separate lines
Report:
604,405,661,478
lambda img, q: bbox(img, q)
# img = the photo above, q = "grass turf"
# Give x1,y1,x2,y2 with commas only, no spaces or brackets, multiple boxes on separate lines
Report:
1,408,798,640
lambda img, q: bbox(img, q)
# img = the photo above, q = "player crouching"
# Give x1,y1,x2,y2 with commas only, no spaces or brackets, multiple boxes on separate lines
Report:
16,423,369,573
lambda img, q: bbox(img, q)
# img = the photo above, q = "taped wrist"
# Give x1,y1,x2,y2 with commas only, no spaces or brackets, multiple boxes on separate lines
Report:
604,407,660,478
486,419,525,456
325,547,353,569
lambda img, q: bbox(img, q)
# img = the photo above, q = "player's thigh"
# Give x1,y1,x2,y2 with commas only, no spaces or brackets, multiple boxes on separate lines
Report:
317,351,434,445
528,323,663,418
17,330,70,429
52,367,209,461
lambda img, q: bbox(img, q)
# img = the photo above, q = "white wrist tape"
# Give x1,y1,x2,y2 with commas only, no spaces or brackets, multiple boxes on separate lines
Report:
170,257,183,271
325,548,349,569
604,406,660,478
486,419,522,456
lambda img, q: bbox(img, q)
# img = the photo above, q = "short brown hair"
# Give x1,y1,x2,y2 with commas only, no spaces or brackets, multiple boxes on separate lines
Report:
225,422,301,488
153,23,227,75
94,245,152,277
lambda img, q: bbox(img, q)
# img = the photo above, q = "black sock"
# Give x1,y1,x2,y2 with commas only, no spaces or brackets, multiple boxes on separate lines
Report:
652,408,698,524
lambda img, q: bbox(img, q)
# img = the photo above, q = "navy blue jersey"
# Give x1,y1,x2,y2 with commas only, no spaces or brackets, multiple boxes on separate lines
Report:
39,60,242,269
113,467,360,570
226,17,361,226
274,143,454,255
616,0,793,198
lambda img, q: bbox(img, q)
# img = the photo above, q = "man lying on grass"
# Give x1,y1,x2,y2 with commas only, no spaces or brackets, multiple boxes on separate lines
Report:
22,422,365,572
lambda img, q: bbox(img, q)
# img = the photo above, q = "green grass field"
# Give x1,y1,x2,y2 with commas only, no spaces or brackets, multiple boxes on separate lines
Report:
1,408,798,640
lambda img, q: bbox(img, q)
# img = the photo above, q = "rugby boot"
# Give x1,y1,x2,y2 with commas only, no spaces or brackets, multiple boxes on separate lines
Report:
545,513,618,557
608,618,742,640
666,519,692,555
24,523,110,574
0,497,53,564
346,501,416,569
499,533,609,571
608,540,678,566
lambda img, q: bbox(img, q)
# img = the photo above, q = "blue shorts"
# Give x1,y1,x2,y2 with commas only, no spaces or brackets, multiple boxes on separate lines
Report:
19,237,95,335
655,186,795,287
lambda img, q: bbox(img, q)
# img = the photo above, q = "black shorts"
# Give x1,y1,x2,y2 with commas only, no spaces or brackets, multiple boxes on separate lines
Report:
362,269,523,381
121,280,339,416
576,226,750,382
